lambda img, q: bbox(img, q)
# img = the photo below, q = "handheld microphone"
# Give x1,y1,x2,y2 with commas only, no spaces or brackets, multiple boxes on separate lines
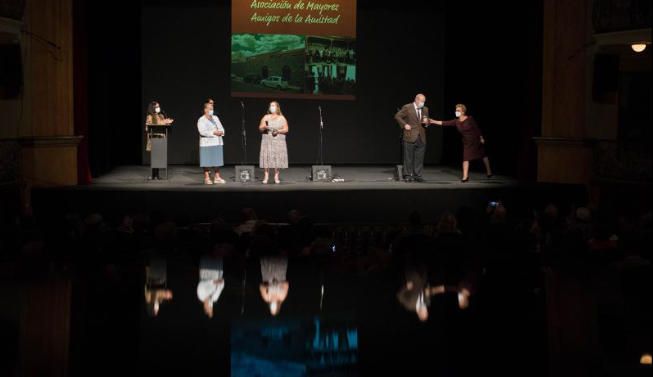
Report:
240,100,244,109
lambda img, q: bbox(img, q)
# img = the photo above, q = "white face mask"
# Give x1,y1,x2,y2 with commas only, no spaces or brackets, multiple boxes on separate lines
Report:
455,111,462,118
208,110,214,116
154,107,161,113
417,101,424,109
269,106,277,113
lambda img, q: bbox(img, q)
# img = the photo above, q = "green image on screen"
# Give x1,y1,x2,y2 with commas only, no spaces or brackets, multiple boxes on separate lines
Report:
231,33,356,99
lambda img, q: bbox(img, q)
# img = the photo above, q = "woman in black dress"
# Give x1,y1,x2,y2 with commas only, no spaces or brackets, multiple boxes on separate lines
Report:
431,104,492,182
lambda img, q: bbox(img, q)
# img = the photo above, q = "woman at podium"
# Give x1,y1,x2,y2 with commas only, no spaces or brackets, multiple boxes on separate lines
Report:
258,101,289,184
145,101,173,180
197,102,226,184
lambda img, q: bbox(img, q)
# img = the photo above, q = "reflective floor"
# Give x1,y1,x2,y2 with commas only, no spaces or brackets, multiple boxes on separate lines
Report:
1,253,551,376
1,213,650,377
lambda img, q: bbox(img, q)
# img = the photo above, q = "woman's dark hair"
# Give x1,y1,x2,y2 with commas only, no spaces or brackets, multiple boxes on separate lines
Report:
147,101,159,116
147,101,162,124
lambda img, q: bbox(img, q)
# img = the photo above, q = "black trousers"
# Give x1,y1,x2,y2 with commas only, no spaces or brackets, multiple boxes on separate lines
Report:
403,137,426,178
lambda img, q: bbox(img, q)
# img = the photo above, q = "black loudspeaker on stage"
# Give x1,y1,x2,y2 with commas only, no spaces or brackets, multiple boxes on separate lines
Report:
311,165,332,182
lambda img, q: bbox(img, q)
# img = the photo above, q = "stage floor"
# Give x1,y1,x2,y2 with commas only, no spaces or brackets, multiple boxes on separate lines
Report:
89,165,518,191
33,166,584,223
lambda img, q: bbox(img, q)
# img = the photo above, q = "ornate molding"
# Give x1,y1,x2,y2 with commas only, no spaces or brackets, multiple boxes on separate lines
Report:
593,28,651,45
0,16,22,35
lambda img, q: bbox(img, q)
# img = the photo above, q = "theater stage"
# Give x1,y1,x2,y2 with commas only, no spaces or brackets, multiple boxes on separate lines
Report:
89,165,516,190
32,166,585,223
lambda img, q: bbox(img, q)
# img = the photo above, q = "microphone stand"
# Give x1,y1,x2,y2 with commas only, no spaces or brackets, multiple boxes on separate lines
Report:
240,101,247,164
397,107,403,166
318,105,325,165
240,268,246,316
319,271,325,312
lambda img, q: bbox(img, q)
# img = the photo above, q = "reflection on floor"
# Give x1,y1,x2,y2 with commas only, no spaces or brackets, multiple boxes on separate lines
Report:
1,248,650,376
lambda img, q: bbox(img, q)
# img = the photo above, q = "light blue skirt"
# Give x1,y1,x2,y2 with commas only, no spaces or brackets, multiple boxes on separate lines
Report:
199,145,224,167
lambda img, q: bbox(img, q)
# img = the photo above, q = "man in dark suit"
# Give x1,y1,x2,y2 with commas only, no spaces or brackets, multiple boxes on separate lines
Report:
395,93,430,182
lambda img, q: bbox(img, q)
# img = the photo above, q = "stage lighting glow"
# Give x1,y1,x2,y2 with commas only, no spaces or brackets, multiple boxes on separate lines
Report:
631,43,647,53
641,353,652,365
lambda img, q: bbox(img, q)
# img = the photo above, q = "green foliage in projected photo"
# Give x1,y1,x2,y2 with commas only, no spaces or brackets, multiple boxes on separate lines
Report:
231,33,356,99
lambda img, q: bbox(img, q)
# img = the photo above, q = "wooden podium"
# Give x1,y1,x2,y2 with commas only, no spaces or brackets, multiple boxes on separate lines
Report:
147,124,171,179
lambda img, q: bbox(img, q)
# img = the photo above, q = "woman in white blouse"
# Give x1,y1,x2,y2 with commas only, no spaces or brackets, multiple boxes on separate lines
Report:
197,256,224,318
197,102,226,184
